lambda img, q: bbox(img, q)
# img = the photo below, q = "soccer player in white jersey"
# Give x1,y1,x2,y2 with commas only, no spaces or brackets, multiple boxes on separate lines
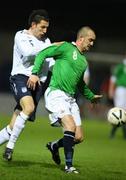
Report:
0,9,54,160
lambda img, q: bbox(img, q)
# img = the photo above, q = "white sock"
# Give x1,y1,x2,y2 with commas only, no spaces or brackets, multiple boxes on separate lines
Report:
6,112,29,149
0,125,12,145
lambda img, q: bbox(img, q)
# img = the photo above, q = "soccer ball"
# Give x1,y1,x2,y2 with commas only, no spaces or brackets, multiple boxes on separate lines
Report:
107,107,126,125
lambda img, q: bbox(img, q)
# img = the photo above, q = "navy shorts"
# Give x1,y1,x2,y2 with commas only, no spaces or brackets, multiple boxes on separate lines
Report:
10,74,44,122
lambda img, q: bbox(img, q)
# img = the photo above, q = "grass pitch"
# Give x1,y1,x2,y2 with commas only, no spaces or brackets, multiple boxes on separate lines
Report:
0,115,126,180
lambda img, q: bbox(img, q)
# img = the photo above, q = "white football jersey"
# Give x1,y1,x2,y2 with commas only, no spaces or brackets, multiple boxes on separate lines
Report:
11,29,55,82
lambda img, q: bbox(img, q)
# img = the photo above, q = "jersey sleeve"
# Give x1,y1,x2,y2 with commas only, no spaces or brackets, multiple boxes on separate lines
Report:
77,75,95,101
32,43,64,74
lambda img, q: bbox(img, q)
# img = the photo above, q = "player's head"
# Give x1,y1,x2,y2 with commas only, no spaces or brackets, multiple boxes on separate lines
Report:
76,26,96,52
28,9,49,26
28,9,50,40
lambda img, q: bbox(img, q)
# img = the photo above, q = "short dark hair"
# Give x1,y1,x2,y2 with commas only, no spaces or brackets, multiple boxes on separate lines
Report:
28,9,49,26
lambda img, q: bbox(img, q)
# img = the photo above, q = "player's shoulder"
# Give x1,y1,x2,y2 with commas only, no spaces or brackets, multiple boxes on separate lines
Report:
52,41,72,50
52,41,65,46
43,37,52,46
15,30,27,39
15,30,25,35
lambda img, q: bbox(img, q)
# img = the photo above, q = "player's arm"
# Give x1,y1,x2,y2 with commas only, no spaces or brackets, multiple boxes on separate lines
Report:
32,43,64,74
77,77,102,105
27,43,64,89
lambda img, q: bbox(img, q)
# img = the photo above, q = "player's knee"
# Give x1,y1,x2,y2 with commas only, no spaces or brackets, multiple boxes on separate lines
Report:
24,104,35,115
65,123,76,132
63,119,76,132
75,135,84,144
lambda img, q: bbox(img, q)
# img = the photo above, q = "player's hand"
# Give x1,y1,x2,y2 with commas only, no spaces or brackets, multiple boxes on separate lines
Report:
27,75,40,90
90,95,103,108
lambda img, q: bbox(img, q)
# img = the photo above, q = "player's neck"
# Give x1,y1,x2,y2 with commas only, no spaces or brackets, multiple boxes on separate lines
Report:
75,41,83,53
27,29,34,36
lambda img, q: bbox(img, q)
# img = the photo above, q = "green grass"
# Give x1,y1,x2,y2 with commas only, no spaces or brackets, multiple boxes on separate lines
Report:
0,115,126,180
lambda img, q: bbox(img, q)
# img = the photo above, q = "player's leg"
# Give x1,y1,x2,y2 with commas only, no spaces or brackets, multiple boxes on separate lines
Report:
61,115,79,173
115,88,126,139
46,119,81,167
28,81,44,122
3,75,35,161
74,126,84,143
47,121,83,166
0,109,20,145
3,96,35,161
46,140,61,165
109,124,119,138
111,87,126,139
1,81,43,148
45,89,65,165
45,89,78,173
9,109,20,129
122,124,126,139
72,101,83,143
46,92,83,163
64,102,83,173
47,125,83,163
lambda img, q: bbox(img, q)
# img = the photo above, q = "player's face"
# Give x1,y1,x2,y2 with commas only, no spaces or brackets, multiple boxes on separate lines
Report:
32,20,49,40
82,31,96,52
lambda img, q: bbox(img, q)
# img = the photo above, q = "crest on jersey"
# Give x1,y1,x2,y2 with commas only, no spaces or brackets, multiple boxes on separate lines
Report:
21,87,27,93
72,50,77,60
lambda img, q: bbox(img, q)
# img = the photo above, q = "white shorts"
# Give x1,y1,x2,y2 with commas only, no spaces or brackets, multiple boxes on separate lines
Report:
44,87,81,127
114,87,126,110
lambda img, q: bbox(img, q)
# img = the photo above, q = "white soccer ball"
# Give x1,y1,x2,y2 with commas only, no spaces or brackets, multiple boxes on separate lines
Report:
107,107,126,125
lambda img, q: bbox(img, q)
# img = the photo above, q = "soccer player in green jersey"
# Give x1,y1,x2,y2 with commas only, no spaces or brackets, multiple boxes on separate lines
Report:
27,26,102,173
14,26,103,173
108,57,126,139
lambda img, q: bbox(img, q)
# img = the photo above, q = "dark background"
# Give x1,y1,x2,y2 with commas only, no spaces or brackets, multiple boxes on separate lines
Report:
1,1,126,38
1,1,126,92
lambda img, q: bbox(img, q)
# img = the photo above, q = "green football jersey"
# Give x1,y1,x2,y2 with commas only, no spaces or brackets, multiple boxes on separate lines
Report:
32,42,94,100
113,63,126,87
